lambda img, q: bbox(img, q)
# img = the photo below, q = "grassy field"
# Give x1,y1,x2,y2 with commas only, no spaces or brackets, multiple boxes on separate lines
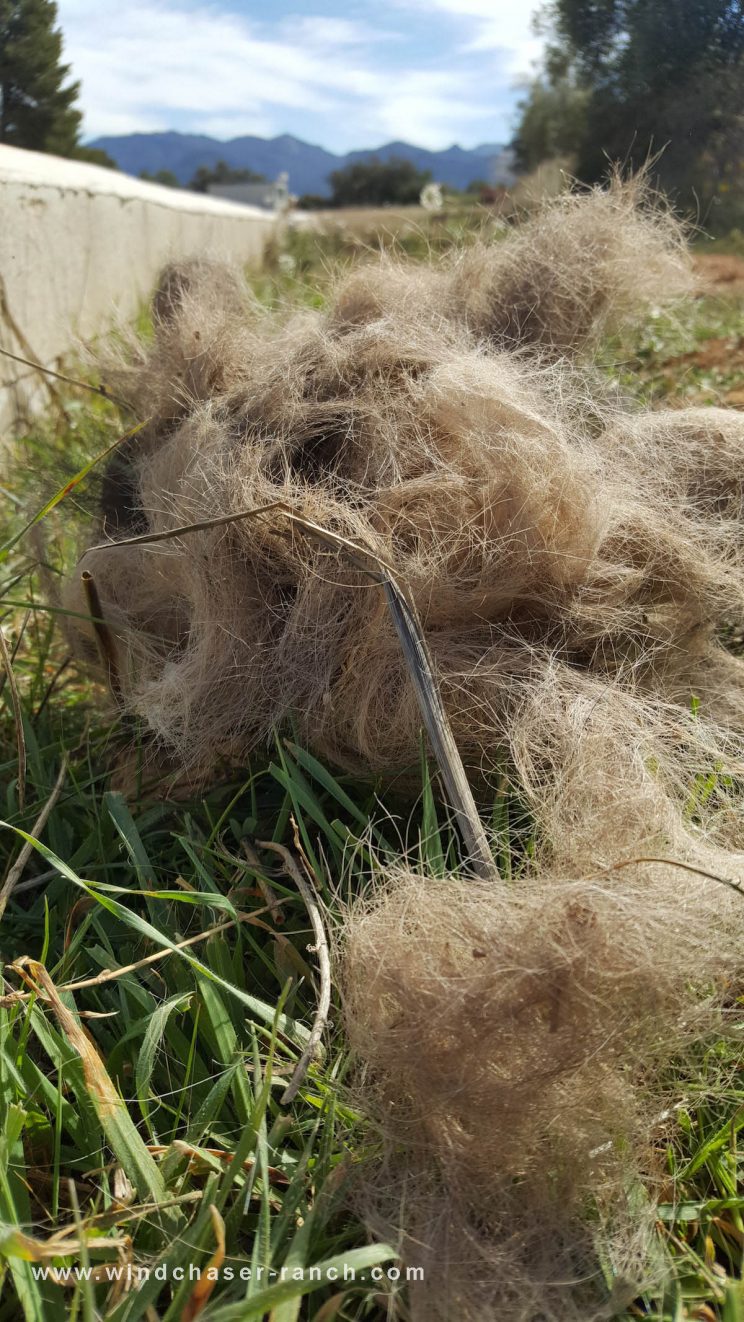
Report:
1,213,744,1322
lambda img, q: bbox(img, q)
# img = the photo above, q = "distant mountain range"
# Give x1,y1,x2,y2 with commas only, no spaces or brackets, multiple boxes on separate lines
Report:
87,131,513,196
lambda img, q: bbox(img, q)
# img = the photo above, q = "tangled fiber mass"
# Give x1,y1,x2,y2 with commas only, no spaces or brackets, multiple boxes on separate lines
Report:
67,179,744,1318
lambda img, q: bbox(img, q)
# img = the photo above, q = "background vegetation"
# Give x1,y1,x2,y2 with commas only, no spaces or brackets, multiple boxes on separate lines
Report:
5,0,742,223
514,0,744,232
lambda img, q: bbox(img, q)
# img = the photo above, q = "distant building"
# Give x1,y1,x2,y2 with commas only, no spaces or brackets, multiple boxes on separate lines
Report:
206,172,289,213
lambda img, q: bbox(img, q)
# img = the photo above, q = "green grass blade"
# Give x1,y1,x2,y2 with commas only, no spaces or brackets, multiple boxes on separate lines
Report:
0,823,308,1042
135,992,192,1137
204,1244,397,1320
0,420,146,560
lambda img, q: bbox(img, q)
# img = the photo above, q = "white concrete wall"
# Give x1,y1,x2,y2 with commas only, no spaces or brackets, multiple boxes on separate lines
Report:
0,144,278,434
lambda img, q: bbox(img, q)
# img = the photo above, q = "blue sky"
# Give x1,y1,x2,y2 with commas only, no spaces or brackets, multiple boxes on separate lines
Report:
56,1,543,150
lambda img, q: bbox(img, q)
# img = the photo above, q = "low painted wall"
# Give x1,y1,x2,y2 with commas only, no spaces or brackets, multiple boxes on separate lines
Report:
0,144,277,434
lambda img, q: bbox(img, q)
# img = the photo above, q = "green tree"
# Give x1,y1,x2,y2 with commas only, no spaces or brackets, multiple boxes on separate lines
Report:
328,157,431,207
514,0,744,226
513,72,587,172
295,193,330,210
189,160,266,192
0,0,82,154
140,168,180,188
77,145,116,169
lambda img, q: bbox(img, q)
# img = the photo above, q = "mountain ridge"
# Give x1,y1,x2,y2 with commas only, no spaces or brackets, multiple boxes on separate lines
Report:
87,130,513,195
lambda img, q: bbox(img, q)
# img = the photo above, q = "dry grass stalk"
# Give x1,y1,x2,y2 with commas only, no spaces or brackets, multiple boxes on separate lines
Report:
258,839,331,1103
0,757,67,921
0,625,27,814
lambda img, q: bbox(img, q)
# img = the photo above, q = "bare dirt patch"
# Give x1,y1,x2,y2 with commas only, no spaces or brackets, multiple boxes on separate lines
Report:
655,330,744,407
694,251,744,292
672,334,744,370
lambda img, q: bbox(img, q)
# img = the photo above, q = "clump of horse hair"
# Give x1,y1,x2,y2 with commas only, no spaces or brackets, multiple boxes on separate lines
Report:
68,178,741,864
453,174,691,353
337,862,743,1320
332,173,691,355
64,178,744,1317
105,174,691,431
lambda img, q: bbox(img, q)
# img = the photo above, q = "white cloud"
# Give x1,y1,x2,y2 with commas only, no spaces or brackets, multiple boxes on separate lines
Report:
285,15,393,48
392,0,543,73
371,72,490,144
60,4,339,132
57,1,536,148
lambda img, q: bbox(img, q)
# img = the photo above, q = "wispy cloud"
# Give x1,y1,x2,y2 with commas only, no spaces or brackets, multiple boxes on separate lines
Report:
57,0,542,148
389,0,543,70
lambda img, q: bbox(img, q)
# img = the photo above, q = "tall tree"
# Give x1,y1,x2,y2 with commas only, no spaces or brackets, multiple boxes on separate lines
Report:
515,1,744,226
0,0,82,155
